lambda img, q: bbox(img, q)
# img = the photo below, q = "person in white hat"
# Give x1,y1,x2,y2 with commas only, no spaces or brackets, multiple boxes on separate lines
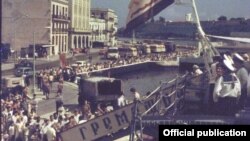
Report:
233,53,248,109
213,59,241,116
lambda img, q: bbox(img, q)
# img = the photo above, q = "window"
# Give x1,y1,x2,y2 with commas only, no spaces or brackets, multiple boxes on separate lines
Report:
53,5,55,15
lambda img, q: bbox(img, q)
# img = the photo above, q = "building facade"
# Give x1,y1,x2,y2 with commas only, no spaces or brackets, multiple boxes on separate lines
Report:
51,0,70,55
90,17,106,47
68,0,92,50
2,0,70,56
91,8,118,47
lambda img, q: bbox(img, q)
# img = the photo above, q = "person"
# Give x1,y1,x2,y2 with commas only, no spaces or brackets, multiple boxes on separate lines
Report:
56,80,63,97
130,87,141,101
192,65,203,76
35,52,38,59
208,56,222,112
242,53,249,62
31,95,39,113
55,95,63,114
117,91,127,107
25,54,28,59
233,53,248,109
243,54,250,103
213,59,241,116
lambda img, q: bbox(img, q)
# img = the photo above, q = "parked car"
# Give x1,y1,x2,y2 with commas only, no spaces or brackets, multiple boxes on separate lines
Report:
71,60,87,68
14,67,33,77
98,47,108,55
15,59,33,69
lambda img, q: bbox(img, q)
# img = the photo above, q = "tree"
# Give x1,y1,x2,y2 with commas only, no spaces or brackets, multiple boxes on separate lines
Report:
218,16,227,21
159,16,165,23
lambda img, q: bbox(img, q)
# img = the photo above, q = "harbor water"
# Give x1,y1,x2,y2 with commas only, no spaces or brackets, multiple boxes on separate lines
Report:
115,66,178,100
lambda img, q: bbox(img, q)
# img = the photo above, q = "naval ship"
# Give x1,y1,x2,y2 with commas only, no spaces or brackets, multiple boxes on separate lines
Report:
60,0,250,141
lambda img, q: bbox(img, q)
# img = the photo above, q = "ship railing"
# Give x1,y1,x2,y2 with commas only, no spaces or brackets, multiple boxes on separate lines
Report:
140,73,188,117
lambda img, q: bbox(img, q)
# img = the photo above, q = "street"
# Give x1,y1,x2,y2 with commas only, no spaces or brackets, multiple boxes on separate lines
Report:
36,81,78,118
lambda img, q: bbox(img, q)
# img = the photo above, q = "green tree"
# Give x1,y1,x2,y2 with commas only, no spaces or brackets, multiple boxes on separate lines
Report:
218,16,227,21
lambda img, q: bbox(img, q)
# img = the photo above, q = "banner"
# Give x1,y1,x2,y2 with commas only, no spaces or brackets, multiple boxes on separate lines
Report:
126,0,174,31
60,77,182,141
59,53,67,68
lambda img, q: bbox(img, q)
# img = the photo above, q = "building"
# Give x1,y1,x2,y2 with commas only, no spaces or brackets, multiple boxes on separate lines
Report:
129,19,250,39
2,0,70,56
91,8,118,47
90,17,106,47
51,0,70,55
68,0,92,50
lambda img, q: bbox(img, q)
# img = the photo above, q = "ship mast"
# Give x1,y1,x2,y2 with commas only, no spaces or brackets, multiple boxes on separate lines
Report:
191,0,220,78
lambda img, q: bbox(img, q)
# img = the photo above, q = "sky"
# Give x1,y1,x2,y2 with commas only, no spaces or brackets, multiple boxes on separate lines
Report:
91,0,250,28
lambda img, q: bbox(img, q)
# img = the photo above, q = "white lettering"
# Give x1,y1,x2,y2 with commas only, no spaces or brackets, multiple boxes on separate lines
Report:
197,131,203,138
163,129,170,136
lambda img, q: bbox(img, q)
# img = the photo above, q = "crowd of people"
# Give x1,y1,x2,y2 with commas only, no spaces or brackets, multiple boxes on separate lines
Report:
1,48,199,141
208,53,250,115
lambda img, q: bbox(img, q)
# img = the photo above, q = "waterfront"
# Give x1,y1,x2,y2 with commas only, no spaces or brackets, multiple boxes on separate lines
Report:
116,66,178,100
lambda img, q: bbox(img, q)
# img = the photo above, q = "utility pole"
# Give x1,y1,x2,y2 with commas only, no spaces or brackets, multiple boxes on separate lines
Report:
33,31,36,98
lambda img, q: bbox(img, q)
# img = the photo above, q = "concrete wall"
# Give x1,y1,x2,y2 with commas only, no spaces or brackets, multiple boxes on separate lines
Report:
2,0,50,51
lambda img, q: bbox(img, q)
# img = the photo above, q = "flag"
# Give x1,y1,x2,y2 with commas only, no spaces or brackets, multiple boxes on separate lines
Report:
59,53,67,68
126,0,175,31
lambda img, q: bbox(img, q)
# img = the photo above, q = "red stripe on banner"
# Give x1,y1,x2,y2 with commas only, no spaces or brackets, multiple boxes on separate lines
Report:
59,53,67,68
126,0,174,32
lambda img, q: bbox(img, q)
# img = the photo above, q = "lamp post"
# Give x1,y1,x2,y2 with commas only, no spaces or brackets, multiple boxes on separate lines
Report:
33,31,36,98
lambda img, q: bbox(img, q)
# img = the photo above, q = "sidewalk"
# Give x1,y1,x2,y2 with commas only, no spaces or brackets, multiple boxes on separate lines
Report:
2,48,100,71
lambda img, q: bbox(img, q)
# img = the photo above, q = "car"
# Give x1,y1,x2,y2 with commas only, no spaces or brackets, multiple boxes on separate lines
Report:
98,47,108,55
106,47,120,59
15,59,33,69
71,60,87,68
14,67,34,77
75,61,87,67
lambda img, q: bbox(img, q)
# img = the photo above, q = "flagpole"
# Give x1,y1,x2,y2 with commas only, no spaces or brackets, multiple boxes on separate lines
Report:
191,0,214,81
132,30,136,44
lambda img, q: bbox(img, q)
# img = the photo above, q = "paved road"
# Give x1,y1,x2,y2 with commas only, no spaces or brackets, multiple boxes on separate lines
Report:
2,51,101,76
35,81,78,118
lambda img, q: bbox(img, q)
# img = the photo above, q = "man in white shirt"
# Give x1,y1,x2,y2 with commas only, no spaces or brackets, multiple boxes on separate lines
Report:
117,91,127,107
130,87,141,101
46,124,56,141
213,59,241,116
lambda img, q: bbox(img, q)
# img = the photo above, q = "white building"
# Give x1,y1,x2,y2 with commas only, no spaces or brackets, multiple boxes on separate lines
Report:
90,17,106,47
68,0,92,50
91,8,118,47
51,0,70,55
2,0,70,56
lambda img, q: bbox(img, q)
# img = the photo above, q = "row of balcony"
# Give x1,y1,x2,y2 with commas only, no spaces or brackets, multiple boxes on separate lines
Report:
51,28,116,34
52,28,69,33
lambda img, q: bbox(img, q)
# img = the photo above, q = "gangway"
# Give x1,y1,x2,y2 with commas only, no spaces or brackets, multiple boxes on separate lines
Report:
60,73,187,141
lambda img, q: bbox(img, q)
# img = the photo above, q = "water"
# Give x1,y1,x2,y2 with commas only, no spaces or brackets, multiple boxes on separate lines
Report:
116,67,178,100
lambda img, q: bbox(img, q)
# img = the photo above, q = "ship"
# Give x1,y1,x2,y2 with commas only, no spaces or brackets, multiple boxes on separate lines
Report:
59,1,250,141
